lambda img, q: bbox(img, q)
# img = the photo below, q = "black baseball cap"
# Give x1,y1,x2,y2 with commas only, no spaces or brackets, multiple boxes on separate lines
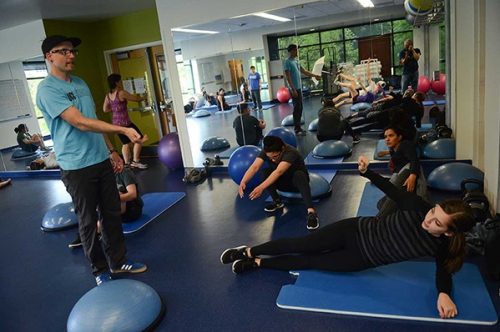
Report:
287,44,298,52
41,35,81,57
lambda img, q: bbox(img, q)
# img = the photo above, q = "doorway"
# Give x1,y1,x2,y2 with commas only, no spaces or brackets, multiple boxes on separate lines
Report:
358,35,392,78
228,59,244,92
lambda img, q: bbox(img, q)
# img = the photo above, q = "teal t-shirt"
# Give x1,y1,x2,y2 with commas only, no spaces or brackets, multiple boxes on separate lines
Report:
36,75,108,170
283,57,301,90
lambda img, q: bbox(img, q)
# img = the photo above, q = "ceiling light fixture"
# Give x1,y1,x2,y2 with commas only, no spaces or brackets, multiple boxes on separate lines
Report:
356,0,375,8
253,12,291,22
171,28,219,34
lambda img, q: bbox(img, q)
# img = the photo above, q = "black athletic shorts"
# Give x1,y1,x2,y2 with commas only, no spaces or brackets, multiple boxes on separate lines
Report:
118,123,144,144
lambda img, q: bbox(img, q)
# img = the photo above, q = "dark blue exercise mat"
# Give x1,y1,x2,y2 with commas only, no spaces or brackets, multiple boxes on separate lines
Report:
218,146,240,159
122,192,186,234
357,182,384,216
277,261,497,325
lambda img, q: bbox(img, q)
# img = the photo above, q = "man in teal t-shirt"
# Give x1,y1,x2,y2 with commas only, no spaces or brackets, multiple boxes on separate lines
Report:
36,35,147,285
283,44,321,135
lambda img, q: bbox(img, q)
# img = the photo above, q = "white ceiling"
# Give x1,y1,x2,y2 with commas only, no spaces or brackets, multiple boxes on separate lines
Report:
173,0,406,41
0,0,156,31
0,0,405,40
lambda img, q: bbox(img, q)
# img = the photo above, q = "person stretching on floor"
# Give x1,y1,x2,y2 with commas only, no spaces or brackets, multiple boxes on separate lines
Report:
332,73,377,108
238,136,320,230
69,167,144,248
376,125,427,218
221,155,475,319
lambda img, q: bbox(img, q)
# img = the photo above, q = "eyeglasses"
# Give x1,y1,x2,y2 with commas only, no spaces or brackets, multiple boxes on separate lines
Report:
50,48,79,56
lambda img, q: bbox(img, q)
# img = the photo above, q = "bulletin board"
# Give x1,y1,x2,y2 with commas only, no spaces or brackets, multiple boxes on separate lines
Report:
0,79,31,122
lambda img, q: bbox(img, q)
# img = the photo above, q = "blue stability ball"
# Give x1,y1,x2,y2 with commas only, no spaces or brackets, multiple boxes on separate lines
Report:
313,140,351,158
423,138,456,159
281,114,304,126
41,202,77,231
350,102,371,112
277,173,332,199
266,127,297,148
308,118,318,132
228,146,262,189
200,136,230,151
67,279,164,332
427,162,484,192
192,109,211,118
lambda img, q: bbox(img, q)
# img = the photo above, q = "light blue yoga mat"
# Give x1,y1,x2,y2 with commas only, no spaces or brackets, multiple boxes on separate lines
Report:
122,192,185,234
356,182,384,216
277,261,497,325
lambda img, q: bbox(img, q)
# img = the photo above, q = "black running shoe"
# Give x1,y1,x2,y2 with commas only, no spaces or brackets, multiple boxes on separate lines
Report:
220,245,248,264
232,259,257,274
352,135,361,145
264,201,285,212
307,212,320,230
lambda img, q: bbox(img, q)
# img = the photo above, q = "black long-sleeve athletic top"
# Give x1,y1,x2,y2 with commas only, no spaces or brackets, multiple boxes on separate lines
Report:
357,169,452,294
389,140,420,175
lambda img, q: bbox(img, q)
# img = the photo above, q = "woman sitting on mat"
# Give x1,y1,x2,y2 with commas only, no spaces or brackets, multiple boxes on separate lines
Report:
221,155,474,319
217,88,232,111
14,123,49,152
376,125,427,218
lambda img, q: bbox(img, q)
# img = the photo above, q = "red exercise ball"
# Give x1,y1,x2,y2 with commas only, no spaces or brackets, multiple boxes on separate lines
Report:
417,75,430,94
431,74,446,95
276,87,291,103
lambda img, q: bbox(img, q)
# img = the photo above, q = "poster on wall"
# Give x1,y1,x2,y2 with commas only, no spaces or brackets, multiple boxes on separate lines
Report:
133,78,146,94
123,79,134,94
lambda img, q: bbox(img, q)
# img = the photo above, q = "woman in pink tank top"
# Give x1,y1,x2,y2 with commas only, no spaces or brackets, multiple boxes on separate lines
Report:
103,74,149,169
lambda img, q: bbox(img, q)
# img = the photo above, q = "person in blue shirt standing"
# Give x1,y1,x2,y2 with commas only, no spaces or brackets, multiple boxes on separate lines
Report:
399,39,421,92
248,66,262,110
283,44,321,135
36,35,147,286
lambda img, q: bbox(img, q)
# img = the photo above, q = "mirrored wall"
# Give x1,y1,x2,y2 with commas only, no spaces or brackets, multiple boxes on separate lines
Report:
170,0,449,166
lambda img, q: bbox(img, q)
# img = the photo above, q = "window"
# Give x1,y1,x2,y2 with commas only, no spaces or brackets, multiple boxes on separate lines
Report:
174,49,195,104
23,62,50,136
274,18,413,76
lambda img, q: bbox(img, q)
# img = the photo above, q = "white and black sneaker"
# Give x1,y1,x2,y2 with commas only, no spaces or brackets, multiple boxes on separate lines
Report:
220,245,248,264
232,259,258,274
306,212,320,230
264,201,285,212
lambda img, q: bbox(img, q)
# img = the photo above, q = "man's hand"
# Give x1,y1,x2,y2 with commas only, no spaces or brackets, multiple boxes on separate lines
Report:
109,152,124,173
238,182,246,198
290,89,298,98
123,127,141,143
249,185,264,200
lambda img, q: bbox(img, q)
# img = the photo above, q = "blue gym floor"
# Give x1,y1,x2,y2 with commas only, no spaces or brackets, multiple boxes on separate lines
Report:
1,96,498,331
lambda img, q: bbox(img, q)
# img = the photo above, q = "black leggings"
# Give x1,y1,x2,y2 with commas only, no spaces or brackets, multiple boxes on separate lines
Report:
251,218,373,272
263,168,313,209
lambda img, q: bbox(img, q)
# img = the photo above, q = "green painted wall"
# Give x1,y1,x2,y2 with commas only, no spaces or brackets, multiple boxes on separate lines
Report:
43,8,161,148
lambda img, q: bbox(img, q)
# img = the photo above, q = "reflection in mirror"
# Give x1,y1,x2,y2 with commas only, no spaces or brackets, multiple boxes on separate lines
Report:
170,0,449,167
